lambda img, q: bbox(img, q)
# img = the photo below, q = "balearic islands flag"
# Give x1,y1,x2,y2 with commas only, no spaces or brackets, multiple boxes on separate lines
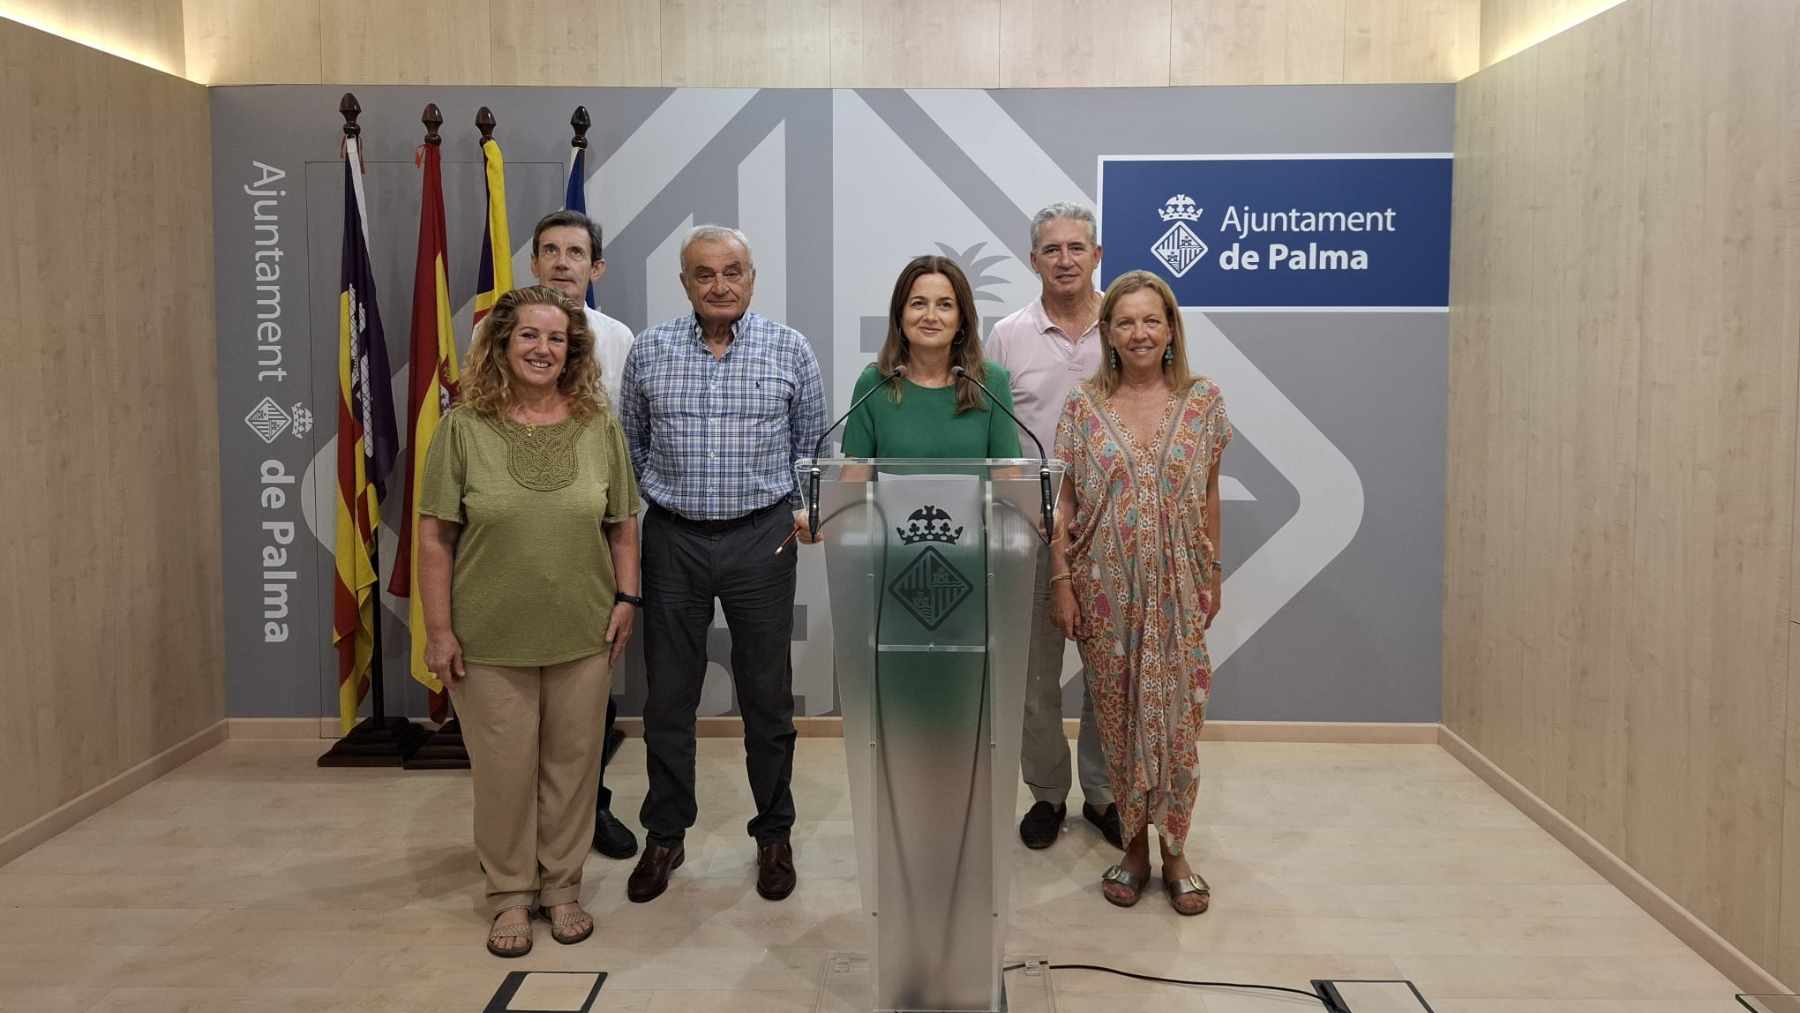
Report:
332,134,399,734
472,134,511,326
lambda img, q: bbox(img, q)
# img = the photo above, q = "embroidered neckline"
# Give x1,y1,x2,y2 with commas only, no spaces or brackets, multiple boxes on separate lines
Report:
491,415,587,492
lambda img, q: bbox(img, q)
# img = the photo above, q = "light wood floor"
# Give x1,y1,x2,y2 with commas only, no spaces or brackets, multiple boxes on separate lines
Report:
0,738,1749,1012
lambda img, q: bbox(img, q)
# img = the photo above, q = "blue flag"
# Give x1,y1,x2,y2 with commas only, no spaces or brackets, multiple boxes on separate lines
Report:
564,144,595,308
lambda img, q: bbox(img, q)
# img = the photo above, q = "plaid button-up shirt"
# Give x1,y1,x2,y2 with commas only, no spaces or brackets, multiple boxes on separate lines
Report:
619,311,827,521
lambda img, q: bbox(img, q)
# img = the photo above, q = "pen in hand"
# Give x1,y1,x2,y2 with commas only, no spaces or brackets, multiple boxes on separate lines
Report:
773,528,799,556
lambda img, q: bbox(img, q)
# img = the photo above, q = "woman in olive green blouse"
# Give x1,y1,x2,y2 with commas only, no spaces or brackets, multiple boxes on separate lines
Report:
417,285,641,958
839,255,1023,459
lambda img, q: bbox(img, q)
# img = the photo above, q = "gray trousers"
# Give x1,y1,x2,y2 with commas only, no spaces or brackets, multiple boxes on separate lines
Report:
638,501,798,848
1020,565,1111,807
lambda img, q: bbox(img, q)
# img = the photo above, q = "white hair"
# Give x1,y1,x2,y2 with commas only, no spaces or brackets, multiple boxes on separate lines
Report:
1029,201,1098,251
680,224,754,272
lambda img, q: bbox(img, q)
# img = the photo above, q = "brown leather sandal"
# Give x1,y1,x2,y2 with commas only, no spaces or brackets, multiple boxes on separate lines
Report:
487,907,533,958
1164,872,1211,916
540,903,594,945
1100,863,1149,908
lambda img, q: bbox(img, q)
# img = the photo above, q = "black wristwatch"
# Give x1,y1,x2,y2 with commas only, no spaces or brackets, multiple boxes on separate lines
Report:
615,591,643,607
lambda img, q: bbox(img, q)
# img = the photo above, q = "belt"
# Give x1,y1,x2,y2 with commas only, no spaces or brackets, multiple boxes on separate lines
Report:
648,498,787,533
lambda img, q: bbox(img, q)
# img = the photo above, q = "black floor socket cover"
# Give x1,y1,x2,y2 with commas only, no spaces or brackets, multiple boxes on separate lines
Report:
482,971,607,1013
1312,978,1438,1013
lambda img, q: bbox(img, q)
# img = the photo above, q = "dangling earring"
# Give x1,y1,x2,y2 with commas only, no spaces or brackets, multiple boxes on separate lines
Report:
1110,348,1121,370
1163,344,1175,365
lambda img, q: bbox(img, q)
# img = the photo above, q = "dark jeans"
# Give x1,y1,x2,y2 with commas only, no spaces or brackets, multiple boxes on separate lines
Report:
638,501,798,848
597,696,616,811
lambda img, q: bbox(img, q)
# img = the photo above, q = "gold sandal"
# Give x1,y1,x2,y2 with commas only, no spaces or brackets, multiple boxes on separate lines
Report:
486,907,533,958
540,903,594,945
1164,872,1211,916
1100,863,1149,908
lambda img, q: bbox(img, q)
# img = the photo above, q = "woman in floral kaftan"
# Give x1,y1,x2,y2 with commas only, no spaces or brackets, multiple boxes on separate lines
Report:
1049,270,1231,916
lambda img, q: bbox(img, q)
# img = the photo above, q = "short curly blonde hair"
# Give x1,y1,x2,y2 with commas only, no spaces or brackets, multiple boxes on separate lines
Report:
458,286,607,419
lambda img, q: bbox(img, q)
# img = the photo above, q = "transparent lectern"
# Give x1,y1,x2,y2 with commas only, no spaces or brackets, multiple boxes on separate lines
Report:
797,458,1063,1013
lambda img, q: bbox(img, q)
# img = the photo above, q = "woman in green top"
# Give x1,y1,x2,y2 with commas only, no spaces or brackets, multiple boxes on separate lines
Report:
839,255,1024,459
417,286,642,958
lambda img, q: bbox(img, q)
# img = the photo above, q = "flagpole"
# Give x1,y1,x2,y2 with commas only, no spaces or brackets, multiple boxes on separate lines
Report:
568,106,594,307
320,92,427,768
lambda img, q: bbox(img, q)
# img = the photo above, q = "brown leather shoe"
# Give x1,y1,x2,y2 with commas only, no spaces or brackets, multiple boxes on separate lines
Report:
627,842,684,903
756,841,796,901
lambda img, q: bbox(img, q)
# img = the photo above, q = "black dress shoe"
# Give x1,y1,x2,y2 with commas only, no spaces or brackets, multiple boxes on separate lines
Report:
602,727,626,767
592,808,639,859
1018,801,1066,849
627,842,684,903
1083,802,1124,849
756,841,796,901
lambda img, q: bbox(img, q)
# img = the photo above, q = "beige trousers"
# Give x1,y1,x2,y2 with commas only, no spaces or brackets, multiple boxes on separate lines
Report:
450,652,612,916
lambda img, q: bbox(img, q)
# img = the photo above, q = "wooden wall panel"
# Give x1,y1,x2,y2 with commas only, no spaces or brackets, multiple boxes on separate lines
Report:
160,0,1485,86
997,0,1171,88
1783,624,1800,987
181,0,320,84
1625,0,1796,969
1344,0,1478,82
1171,0,1346,85
1447,0,1800,987
0,19,222,843
319,0,492,85
1788,3,1800,985
829,0,999,87
659,0,831,86
1450,0,1651,854
1540,4,1644,851
1480,0,1626,68
489,0,661,86
0,0,185,76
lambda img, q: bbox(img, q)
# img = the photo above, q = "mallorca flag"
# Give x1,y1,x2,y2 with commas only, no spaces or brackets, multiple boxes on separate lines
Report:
388,137,460,719
472,134,511,327
332,134,399,733
564,142,595,308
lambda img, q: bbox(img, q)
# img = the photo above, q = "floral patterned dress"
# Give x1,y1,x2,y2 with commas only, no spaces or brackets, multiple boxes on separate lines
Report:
1054,378,1231,854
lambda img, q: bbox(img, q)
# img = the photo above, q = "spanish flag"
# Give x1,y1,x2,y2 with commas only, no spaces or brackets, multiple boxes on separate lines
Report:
333,134,399,733
472,132,511,327
388,135,459,719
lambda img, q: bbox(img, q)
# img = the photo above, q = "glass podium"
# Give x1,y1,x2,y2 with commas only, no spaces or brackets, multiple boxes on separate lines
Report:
797,458,1063,1013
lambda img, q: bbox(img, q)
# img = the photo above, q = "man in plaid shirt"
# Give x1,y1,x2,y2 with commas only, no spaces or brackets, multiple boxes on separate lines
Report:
618,225,825,906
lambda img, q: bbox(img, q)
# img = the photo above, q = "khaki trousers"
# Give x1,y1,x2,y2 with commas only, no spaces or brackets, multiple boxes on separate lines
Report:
451,652,612,916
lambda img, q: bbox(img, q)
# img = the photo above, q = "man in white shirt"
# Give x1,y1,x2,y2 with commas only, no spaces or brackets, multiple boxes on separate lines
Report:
529,209,633,408
985,202,1120,851
527,209,638,860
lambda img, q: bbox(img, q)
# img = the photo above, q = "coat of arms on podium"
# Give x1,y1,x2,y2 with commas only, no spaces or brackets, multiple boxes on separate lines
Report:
888,506,973,631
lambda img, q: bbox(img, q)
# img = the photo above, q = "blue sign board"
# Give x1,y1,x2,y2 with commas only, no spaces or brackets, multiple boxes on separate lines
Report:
1098,155,1453,309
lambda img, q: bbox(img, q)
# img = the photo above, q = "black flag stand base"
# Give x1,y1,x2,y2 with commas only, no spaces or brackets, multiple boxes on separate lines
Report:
318,715,429,767
404,714,470,770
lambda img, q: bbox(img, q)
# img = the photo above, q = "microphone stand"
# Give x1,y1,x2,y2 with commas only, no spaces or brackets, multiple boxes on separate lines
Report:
808,365,907,538
951,365,1055,545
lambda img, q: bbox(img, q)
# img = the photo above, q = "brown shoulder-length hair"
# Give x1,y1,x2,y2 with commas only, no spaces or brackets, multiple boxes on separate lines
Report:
876,255,989,414
1094,270,1195,398
458,285,606,419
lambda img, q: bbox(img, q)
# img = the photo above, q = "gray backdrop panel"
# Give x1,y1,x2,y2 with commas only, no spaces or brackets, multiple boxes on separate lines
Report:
209,85,1450,724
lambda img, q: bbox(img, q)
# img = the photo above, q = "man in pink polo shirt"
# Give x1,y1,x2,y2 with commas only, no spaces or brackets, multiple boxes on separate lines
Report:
987,201,1121,851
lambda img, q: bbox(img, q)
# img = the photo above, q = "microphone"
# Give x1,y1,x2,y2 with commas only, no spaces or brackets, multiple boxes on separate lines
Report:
950,365,1055,545
807,364,907,539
